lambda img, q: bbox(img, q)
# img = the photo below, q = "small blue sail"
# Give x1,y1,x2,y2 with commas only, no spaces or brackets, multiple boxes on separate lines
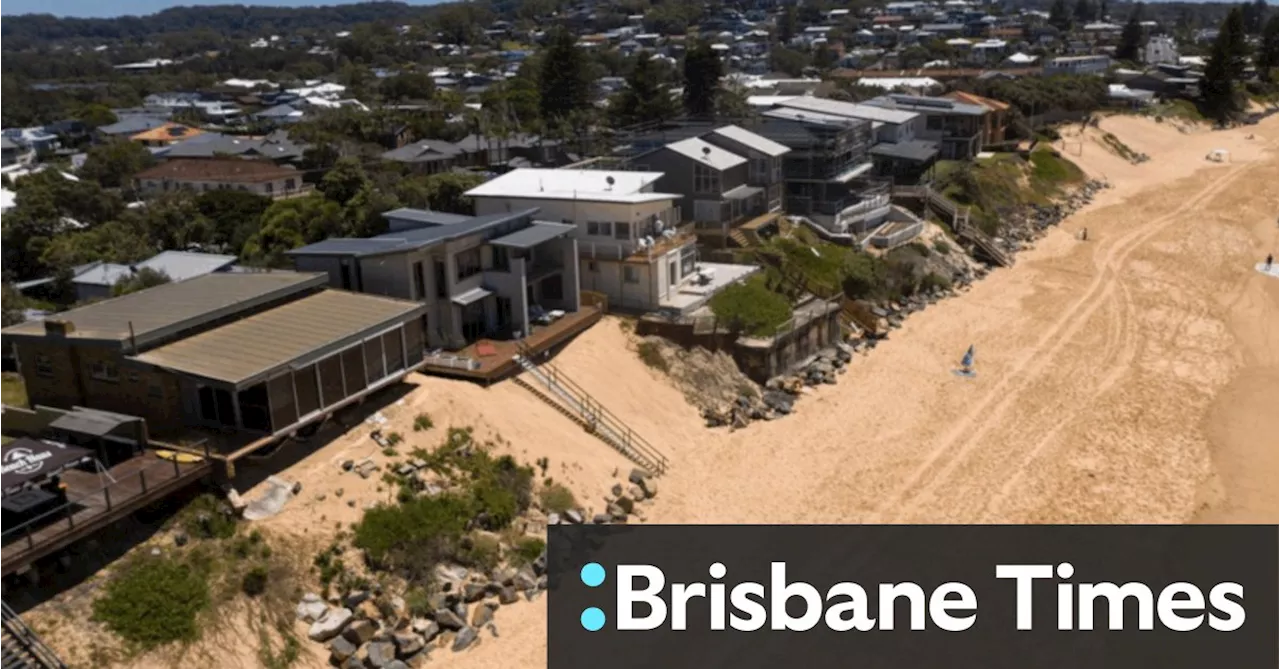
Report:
960,345,975,369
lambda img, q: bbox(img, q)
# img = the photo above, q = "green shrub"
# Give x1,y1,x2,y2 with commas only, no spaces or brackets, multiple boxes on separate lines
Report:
313,544,345,589
181,494,237,540
352,494,474,583
709,274,792,337
458,533,502,571
404,587,434,618
932,239,952,254
413,413,434,431
513,537,547,565
636,341,669,373
920,272,952,292
91,557,211,649
539,483,577,514
241,565,269,597
386,432,403,447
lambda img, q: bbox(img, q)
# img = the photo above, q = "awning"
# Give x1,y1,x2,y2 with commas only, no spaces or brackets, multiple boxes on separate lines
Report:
2,438,93,492
490,222,576,249
832,161,874,183
452,287,493,306
869,140,940,163
48,408,140,437
723,185,764,201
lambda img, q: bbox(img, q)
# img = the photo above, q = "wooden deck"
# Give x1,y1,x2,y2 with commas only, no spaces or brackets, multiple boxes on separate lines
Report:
419,301,605,383
1,454,212,576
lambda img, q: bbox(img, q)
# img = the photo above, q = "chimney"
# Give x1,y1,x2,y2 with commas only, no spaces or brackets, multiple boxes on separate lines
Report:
44,319,76,337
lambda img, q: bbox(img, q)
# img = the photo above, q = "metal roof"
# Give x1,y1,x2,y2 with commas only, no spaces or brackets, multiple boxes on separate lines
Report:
775,96,921,125
1,272,325,345
131,289,426,386
48,408,142,437
383,208,471,226
664,138,748,171
288,209,542,258
490,222,576,249
863,94,987,117
868,140,940,162
139,251,237,281
465,168,680,204
709,125,790,157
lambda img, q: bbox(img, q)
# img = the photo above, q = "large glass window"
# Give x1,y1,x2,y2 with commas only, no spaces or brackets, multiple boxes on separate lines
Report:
456,248,482,280
614,221,631,240
694,163,720,194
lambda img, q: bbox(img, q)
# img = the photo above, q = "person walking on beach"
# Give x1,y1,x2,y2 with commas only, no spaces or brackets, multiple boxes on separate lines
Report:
1266,253,1273,271
1081,227,1088,241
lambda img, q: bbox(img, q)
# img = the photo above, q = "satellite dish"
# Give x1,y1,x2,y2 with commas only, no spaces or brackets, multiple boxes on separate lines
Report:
605,175,616,189
702,146,712,158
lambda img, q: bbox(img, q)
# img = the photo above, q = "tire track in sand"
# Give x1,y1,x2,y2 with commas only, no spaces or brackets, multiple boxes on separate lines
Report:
869,164,1250,523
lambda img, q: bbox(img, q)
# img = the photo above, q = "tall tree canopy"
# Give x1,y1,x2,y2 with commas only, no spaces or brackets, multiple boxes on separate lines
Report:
1116,4,1147,63
1258,12,1279,77
537,28,591,121
682,40,724,118
1201,7,1250,121
1049,0,1073,32
1074,0,1095,24
608,53,677,129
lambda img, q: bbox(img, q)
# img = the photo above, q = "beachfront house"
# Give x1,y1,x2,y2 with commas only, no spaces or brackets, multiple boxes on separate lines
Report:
770,96,939,182
466,169,755,314
287,208,580,349
862,94,988,161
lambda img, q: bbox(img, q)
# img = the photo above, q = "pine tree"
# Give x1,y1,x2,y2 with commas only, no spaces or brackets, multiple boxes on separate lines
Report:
1258,12,1279,78
1098,0,1108,21
1242,0,1268,34
1074,0,1095,24
537,27,591,121
778,6,798,44
1116,4,1146,63
1049,0,1073,32
1202,8,1250,121
608,53,677,129
683,40,724,118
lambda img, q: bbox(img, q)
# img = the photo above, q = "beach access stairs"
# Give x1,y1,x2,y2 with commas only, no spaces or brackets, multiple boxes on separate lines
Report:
2,602,66,669
892,185,1011,267
511,342,670,476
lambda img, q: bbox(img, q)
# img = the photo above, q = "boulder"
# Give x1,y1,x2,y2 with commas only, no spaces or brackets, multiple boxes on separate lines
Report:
366,640,397,667
498,586,519,605
490,567,517,587
628,468,648,485
307,607,353,642
357,599,382,621
638,476,657,499
342,618,377,645
462,583,487,603
436,564,469,585
610,483,623,497
385,662,410,669
411,619,440,642
592,513,611,524
435,608,466,631
403,649,432,668
452,626,479,652
471,603,494,628
513,568,537,591
533,551,547,576
393,631,425,657
343,590,371,609
546,512,561,525
296,593,328,623
563,509,584,524
328,636,358,663
627,484,646,501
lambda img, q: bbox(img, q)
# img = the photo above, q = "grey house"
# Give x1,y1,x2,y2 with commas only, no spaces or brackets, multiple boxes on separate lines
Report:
632,137,765,231
287,208,580,349
862,94,987,161
380,140,466,174
703,124,790,214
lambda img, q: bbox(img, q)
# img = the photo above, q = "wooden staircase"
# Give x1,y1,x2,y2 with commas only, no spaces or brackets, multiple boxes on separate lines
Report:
894,184,1011,267
512,343,669,475
727,228,752,248
2,603,65,669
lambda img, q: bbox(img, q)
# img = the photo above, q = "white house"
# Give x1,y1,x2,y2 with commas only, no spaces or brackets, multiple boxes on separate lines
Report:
466,169,708,312
1044,55,1112,76
1143,35,1179,65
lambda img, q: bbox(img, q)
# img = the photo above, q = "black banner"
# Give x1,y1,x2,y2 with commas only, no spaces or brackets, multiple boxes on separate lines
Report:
549,525,1277,669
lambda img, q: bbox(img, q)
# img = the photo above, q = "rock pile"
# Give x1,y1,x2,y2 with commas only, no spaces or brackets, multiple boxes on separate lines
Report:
701,346,854,429
299,554,550,667
548,468,657,526
996,179,1110,252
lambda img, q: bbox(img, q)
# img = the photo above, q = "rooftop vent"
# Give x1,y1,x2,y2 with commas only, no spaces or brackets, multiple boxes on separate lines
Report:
44,319,76,337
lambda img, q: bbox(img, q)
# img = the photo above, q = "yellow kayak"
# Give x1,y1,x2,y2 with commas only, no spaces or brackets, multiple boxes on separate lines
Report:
154,449,206,464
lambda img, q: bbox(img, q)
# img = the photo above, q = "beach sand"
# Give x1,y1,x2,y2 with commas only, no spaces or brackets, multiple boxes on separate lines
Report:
29,114,1278,668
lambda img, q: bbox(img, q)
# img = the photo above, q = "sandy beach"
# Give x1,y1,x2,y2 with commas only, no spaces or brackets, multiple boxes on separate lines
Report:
28,114,1278,669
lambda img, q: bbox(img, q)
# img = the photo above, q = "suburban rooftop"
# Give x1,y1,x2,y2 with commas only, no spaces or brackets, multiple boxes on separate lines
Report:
464,168,681,204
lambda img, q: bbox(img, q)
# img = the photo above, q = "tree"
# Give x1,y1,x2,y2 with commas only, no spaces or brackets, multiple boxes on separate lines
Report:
1242,0,1269,34
1116,4,1146,63
715,80,751,119
112,268,171,296
320,157,371,205
778,6,798,44
380,71,435,103
77,104,118,129
1259,13,1279,77
395,172,487,214
194,189,272,252
1073,0,1095,25
608,53,677,129
771,47,810,78
1049,0,1073,32
1098,0,1108,21
79,141,156,190
242,195,343,267
537,28,591,121
1202,7,1251,121
683,40,724,118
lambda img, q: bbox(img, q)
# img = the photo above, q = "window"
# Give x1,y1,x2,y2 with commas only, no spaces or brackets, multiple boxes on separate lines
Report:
693,163,720,194
491,246,510,272
614,221,631,240
456,248,482,280
34,354,53,378
434,260,447,298
926,116,944,131
681,246,697,276
286,178,297,190
90,360,120,382
587,261,598,273
265,181,274,194
413,261,426,299
587,221,600,236
624,266,640,283
587,221,611,237
750,157,770,182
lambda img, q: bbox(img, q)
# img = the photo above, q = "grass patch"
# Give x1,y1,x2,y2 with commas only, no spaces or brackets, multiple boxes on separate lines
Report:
1097,132,1143,163
709,274,793,337
512,537,546,565
939,149,1082,234
91,556,211,650
413,413,434,431
538,482,577,514
1148,99,1205,123
636,341,669,373
932,238,952,254
180,494,237,540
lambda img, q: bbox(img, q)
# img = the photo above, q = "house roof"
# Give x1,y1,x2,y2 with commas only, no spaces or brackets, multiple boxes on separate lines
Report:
131,289,426,386
163,132,306,160
1,272,325,345
465,168,679,204
762,107,859,127
664,137,748,171
710,125,790,157
868,139,940,162
944,90,1011,111
129,123,205,143
135,158,301,183
490,221,576,249
98,116,169,135
73,263,134,287
381,140,465,163
288,209,543,258
775,96,920,125
383,208,472,226
863,94,988,117
138,251,238,281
